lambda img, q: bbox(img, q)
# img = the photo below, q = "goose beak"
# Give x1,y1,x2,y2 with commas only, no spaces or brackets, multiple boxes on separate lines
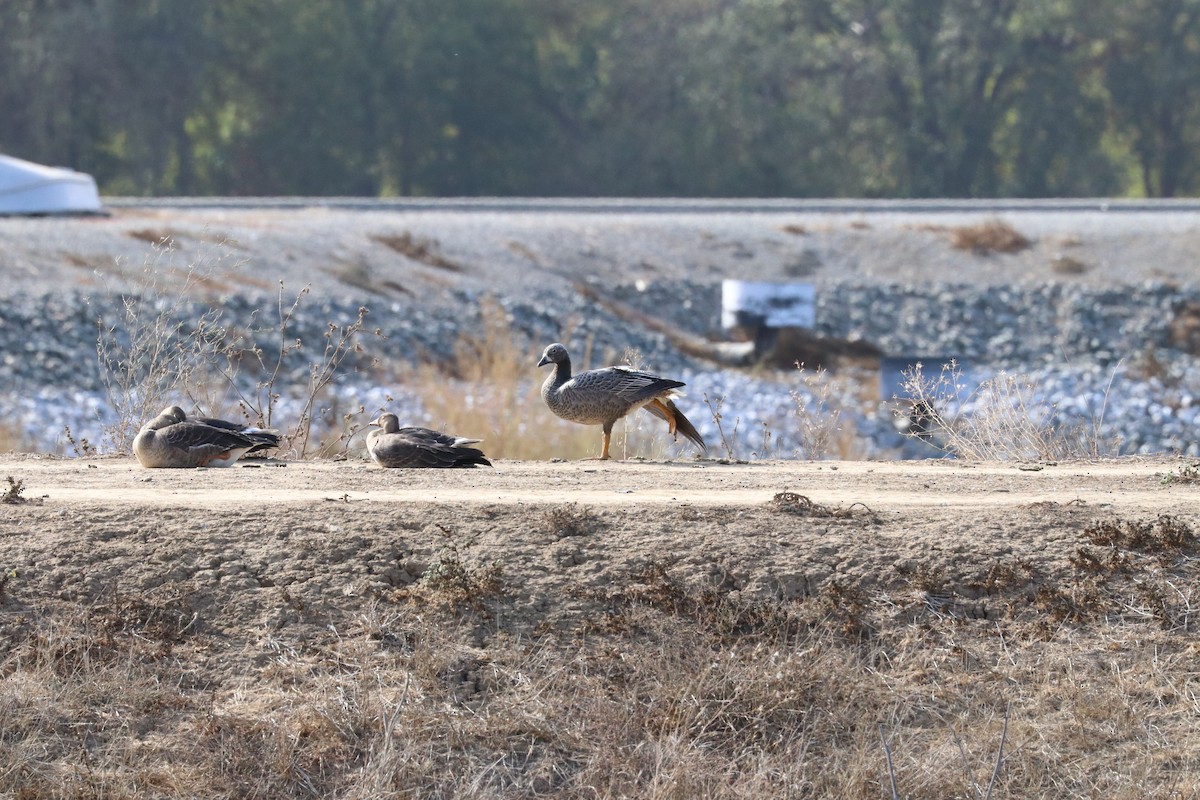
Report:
537,355,551,367
368,417,382,428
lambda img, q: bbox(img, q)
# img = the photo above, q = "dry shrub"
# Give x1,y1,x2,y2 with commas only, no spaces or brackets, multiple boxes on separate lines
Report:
899,361,1119,460
415,534,504,615
1159,463,1200,485
95,242,231,452
771,491,878,522
216,284,377,459
791,364,869,459
96,236,379,457
950,219,1031,254
1,475,42,506
541,503,602,538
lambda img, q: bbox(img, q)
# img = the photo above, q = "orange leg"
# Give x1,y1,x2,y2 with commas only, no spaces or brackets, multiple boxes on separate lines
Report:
599,430,612,460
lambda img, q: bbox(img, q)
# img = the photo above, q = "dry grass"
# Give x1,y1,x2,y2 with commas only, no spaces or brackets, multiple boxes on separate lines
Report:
371,232,465,272
0,422,35,454
1,534,1197,799
410,298,672,461
949,219,1032,254
96,241,381,459
1051,254,1089,275
899,361,1120,460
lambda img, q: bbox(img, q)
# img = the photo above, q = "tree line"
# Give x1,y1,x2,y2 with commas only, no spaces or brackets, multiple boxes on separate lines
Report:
3,0,1199,198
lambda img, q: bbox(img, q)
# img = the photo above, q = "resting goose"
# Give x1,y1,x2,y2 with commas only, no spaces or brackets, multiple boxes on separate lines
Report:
537,342,707,460
366,413,492,468
133,411,257,468
160,406,281,454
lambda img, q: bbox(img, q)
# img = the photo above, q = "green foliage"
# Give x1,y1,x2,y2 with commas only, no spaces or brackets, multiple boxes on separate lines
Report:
2,0,1199,197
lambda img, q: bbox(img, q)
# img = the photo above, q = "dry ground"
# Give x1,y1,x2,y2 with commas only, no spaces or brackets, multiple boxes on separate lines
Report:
4,203,1200,304
0,455,1198,797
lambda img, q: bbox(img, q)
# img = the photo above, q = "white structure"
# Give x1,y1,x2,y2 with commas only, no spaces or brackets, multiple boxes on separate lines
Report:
0,154,102,215
721,280,816,330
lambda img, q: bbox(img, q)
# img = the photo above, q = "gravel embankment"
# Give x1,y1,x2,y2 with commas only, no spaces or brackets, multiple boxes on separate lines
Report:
2,202,1199,458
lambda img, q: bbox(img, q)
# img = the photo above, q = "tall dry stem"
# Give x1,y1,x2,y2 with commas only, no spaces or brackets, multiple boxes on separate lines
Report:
211,283,378,458
94,240,230,452
791,364,863,459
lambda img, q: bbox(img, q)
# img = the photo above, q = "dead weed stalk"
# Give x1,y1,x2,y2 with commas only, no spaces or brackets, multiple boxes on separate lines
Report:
899,360,1118,460
94,241,229,452
792,364,866,459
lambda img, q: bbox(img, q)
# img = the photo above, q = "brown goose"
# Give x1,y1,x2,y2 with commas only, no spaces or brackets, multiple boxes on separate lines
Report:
160,406,281,454
133,410,257,468
366,413,492,468
537,342,707,460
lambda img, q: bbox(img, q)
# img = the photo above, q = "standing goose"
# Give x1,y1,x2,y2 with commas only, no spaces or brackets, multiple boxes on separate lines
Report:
133,410,257,468
366,413,492,468
537,342,707,460
159,406,281,454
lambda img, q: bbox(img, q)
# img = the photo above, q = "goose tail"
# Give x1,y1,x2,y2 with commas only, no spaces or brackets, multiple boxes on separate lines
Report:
647,398,707,455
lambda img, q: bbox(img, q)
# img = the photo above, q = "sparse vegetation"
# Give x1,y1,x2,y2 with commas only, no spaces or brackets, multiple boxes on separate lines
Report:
949,219,1032,254
703,391,740,461
94,240,230,452
410,297,599,460
95,240,381,458
899,360,1119,460
62,424,98,457
1,476,27,504
1159,463,1200,485
1050,254,1088,274
0,467,1196,798
771,491,878,522
371,232,464,272
791,363,866,459
541,503,601,538
410,526,504,614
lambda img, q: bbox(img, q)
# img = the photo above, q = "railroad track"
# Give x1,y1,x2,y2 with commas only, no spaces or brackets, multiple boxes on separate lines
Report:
100,196,1200,214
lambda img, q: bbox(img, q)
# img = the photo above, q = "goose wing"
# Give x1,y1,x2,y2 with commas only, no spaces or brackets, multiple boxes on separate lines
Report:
368,429,491,468
193,415,281,452
159,422,255,455
569,366,686,404
396,426,483,448
136,421,256,467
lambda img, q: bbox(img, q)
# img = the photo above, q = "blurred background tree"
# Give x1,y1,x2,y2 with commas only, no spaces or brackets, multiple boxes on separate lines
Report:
2,0,1198,197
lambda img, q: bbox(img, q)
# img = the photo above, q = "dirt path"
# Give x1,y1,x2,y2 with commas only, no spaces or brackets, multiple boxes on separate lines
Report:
4,455,1193,512
2,455,1196,647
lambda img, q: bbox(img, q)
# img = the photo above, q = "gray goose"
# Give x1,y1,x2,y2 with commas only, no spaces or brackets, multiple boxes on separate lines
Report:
366,413,492,468
160,406,281,454
133,410,257,468
537,342,707,460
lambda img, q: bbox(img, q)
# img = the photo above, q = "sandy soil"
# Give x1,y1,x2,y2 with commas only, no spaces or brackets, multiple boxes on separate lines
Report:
2,455,1196,682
